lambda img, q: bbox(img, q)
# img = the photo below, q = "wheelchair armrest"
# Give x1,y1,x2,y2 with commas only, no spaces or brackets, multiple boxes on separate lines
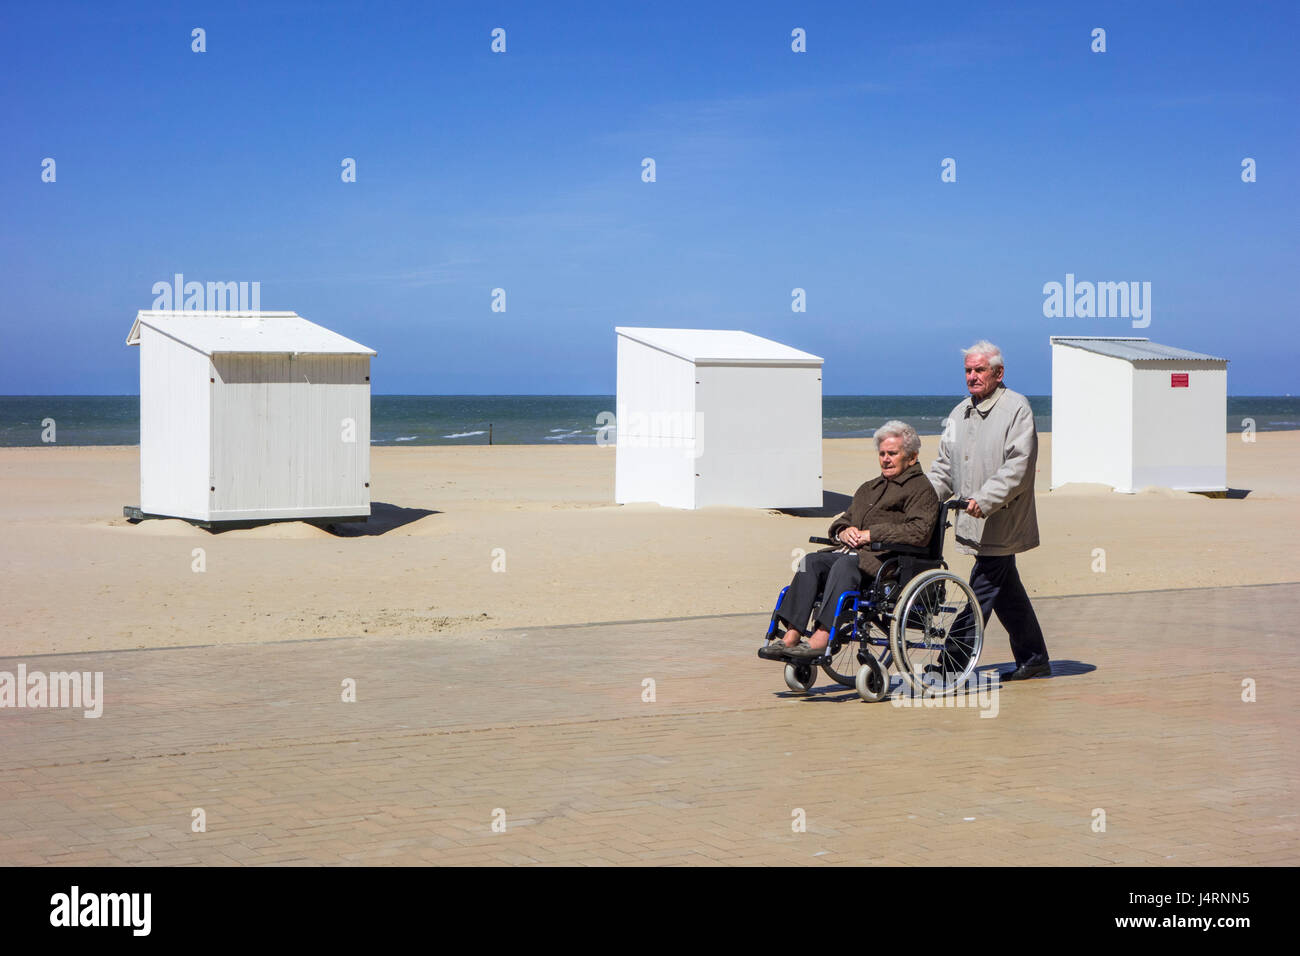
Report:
869,541,929,556
812,535,927,556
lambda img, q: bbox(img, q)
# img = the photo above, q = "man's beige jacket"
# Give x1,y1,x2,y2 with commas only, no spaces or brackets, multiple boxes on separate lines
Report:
928,384,1040,556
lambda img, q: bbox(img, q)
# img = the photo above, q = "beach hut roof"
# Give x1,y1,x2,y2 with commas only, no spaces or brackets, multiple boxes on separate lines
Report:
1050,336,1225,364
126,311,376,356
616,327,822,366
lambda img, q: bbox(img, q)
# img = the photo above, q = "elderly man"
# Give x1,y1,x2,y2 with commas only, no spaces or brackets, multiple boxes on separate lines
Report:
760,420,938,660
929,341,1051,680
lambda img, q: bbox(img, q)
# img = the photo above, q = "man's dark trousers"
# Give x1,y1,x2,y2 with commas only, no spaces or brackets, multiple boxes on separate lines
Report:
777,551,863,635
966,554,1049,667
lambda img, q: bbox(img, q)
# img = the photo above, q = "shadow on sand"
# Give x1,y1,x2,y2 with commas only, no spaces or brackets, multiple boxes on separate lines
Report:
322,501,440,537
775,490,853,519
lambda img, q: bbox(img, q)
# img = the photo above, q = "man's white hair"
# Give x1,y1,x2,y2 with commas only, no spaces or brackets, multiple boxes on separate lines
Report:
873,420,921,457
962,340,1004,369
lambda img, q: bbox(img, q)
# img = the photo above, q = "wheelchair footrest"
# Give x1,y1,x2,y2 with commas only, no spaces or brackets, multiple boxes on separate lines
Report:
757,644,826,663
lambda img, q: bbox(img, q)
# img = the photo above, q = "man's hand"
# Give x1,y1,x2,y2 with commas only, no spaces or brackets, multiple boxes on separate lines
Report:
838,527,869,548
965,499,985,519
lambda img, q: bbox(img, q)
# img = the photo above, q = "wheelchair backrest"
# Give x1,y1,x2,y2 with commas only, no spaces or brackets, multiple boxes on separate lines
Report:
886,510,949,597
923,505,947,559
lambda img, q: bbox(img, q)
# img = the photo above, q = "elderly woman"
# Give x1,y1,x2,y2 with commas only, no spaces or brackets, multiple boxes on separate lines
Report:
760,420,939,659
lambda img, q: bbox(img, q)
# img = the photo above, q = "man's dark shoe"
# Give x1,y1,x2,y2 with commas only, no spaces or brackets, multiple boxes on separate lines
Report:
757,643,788,660
1002,661,1051,681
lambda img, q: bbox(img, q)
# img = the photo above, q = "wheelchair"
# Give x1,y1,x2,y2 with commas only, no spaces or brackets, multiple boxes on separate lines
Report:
758,499,983,702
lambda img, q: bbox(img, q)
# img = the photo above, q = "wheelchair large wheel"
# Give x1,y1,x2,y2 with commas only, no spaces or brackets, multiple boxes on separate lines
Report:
888,569,983,697
783,662,817,694
822,618,861,687
823,642,858,687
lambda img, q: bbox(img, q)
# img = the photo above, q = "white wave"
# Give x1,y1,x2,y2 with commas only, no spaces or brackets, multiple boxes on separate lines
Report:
394,435,418,441
544,430,584,440
443,430,487,439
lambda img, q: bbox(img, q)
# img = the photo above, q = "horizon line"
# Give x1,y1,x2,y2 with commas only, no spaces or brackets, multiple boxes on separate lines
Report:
1,392,1294,400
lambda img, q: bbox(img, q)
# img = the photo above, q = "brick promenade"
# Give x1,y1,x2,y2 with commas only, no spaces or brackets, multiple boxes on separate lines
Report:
1,584,1296,866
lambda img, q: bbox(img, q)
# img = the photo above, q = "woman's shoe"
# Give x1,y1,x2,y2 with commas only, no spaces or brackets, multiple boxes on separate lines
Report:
786,643,825,658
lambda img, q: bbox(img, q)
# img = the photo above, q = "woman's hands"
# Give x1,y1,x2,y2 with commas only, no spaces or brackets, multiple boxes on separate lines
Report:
837,526,870,548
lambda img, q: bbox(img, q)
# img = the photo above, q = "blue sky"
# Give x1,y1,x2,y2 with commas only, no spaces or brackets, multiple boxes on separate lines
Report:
2,0,1296,394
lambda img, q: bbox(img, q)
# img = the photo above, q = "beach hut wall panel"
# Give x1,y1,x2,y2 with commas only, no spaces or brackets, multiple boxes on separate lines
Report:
1049,340,1135,490
1131,361,1227,490
210,353,372,520
128,311,376,522
138,323,213,521
615,327,823,509
693,363,822,508
1050,337,1227,493
615,332,698,508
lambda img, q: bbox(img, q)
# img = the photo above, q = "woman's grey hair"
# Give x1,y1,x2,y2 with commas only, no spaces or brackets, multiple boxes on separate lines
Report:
873,420,921,457
962,340,1004,369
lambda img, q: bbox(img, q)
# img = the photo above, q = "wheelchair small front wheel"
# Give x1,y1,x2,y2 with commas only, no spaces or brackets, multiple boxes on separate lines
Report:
855,656,888,703
783,662,816,694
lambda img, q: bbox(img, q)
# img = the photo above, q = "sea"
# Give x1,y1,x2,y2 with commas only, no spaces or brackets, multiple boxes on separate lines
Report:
1,395,1297,446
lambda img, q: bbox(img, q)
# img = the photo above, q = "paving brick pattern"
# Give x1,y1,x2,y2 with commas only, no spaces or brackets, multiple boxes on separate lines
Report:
1,584,1296,865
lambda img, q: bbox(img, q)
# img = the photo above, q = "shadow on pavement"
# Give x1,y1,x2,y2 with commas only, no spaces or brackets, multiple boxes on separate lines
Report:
767,659,1097,703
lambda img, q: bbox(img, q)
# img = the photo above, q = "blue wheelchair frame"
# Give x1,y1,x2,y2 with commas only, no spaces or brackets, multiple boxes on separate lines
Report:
763,564,898,668
764,585,887,651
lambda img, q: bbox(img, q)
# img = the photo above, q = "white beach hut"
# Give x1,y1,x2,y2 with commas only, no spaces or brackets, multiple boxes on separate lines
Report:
126,310,376,525
615,327,823,509
1050,336,1227,493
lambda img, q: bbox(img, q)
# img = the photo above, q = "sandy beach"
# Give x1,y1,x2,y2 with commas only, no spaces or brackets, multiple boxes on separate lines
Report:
1,432,1297,657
